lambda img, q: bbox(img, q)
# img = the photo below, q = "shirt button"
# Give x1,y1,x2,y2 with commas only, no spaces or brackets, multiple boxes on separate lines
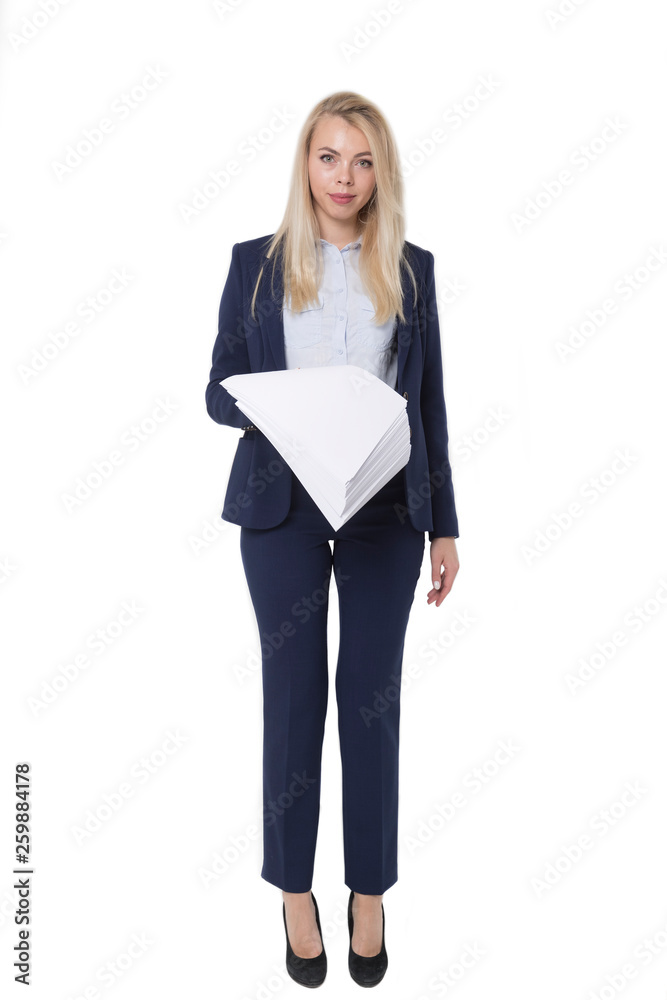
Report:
338,315,344,321
337,349,343,355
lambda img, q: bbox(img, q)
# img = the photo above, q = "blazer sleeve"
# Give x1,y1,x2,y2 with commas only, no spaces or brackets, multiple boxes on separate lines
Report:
420,250,460,540
205,242,252,429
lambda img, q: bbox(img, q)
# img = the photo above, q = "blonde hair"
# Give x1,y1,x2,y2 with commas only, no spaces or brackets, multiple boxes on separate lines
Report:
250,90,417,326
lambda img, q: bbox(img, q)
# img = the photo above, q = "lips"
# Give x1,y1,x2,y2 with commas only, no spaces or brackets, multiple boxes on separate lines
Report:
329,193,355,203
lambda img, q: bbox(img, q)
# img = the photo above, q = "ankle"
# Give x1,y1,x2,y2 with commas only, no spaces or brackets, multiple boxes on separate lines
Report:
352,891,383,906
283,889,312,903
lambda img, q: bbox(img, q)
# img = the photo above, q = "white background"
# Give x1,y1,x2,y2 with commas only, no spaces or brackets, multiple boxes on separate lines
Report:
2,0,666,997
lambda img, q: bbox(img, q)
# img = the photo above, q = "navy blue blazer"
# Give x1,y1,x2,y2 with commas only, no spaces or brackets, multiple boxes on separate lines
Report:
205,235,459,540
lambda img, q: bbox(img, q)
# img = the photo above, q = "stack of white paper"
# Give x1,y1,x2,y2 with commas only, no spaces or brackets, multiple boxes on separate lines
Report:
221,365,411,530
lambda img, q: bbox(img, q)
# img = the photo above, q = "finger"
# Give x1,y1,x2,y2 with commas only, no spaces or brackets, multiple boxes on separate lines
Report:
428,566,453,605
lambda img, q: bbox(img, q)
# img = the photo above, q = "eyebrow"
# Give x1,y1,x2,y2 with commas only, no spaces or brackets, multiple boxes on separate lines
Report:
317,146,372,157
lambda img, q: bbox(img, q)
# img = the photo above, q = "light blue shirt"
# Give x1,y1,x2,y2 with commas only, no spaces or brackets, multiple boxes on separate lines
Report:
282,233,398,390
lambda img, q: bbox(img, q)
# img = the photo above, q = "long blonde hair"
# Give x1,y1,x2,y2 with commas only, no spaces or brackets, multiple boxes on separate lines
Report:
250,90,417,326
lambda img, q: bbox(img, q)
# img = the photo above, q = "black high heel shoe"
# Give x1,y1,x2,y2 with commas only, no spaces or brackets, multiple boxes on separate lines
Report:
348,890,388,987
282,891,327,988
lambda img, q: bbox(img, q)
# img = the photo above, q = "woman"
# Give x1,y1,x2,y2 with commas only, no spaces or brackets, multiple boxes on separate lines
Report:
205,91,460,988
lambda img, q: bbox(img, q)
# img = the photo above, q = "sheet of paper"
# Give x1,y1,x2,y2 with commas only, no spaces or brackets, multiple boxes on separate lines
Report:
221,365,410,529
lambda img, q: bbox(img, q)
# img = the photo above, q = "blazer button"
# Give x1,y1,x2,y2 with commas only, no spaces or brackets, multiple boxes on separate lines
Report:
402,391,408,401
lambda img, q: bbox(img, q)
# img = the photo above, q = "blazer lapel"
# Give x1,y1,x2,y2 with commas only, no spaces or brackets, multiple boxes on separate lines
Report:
250,242,415,390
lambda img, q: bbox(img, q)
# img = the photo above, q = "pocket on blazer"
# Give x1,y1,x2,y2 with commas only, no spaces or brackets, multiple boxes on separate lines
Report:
283,296,325,349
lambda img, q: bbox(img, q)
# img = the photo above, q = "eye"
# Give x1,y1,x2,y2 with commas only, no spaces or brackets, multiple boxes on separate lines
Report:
320,154,334,163
358,160,373,168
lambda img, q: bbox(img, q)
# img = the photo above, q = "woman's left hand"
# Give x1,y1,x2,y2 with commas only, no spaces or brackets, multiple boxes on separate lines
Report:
427,537,459,607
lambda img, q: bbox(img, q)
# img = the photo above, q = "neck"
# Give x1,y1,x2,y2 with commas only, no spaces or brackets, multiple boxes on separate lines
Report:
314,209,361,250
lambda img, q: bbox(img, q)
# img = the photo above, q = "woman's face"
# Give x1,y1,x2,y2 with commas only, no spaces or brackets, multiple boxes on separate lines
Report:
307,116,376,232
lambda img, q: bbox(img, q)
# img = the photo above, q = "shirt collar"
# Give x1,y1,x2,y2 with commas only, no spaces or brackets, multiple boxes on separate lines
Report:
320,232,363,251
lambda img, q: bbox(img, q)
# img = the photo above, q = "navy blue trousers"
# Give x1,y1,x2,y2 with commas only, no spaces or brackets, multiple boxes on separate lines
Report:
239,468,425,895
